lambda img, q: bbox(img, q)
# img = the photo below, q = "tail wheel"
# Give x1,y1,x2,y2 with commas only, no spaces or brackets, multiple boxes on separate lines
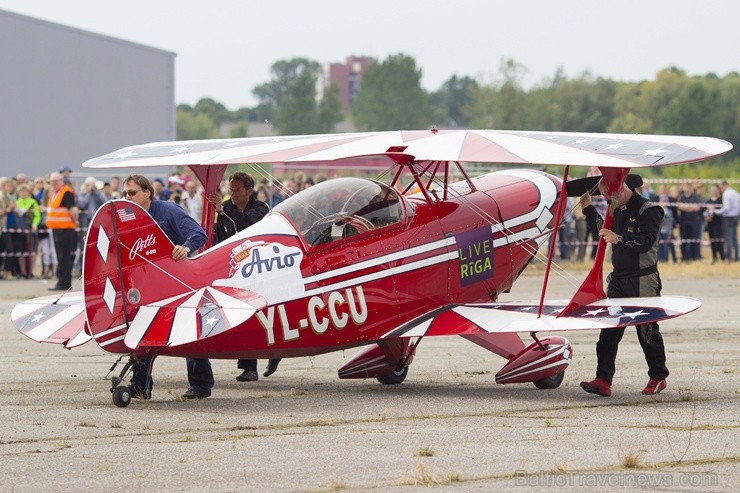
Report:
377,366,408,385
533,370,565,389
112,386,132,407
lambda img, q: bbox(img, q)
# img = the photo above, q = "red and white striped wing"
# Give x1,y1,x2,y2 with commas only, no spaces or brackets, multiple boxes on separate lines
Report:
82,130,732,170
11,292,92,348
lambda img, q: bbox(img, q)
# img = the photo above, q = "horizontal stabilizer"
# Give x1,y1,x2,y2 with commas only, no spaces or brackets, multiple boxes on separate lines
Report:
11,292,92,348
124,286,266,350
382,296,700,338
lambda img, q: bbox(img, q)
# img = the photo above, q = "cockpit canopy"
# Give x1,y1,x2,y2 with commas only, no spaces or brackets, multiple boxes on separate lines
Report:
273,177,406,247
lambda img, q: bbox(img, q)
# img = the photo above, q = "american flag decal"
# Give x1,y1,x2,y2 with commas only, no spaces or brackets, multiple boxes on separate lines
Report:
117,207,136,222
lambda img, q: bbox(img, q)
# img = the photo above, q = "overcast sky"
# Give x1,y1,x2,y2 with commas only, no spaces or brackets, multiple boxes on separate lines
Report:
1,0,737,110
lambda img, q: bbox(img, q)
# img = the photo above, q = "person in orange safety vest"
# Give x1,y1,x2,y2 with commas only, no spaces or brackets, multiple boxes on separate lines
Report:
46,171,79,290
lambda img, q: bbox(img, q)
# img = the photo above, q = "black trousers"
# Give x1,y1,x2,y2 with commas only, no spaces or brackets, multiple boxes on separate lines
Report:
237,359,257,371
186,358,214,390
52,228,77,288
595,272,669,384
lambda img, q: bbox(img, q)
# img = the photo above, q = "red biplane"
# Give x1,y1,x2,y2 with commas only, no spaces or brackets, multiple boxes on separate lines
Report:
11,129,731,407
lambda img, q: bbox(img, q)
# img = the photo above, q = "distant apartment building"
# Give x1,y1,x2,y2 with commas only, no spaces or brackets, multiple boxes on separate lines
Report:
324,56,374,113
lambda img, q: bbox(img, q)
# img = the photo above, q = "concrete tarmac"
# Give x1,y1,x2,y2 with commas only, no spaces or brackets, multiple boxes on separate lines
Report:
0,271,737,492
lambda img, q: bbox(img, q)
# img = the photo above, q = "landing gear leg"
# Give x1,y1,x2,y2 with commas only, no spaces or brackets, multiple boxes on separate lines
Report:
108,355,135,408
375,337,421,385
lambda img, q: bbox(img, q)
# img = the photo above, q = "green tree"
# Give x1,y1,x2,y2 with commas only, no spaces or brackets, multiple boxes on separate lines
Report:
637,67,688,133
718,72,740,157
548,73,616,132
254,58,341,135
429,75,479,127
351,53,431,131
228,122,248,138
193,98,233,123
463,58,527,129
176,109,218,140
318,83,343,133
608,82,653,133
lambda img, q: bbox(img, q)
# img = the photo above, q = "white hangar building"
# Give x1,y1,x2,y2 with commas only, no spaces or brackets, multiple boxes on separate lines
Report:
0,9,175,179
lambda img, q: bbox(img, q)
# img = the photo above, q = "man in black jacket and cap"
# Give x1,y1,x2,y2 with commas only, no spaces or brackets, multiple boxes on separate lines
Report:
206,172,281,382
579,178,668,397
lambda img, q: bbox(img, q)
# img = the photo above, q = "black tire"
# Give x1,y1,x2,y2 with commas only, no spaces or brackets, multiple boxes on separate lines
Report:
533,371,565,390
112,386,132,407
377,366,408,385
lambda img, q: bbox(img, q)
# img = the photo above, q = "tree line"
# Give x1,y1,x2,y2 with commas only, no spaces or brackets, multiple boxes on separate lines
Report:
176,54,739,175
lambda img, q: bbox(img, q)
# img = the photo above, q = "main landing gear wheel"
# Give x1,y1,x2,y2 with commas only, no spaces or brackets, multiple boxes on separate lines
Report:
112,386,132,408
377,366,408,385
533,371,565,390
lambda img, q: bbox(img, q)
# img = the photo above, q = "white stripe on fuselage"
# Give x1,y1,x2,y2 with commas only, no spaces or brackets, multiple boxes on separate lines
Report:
303,236,456,285
493,170,559,231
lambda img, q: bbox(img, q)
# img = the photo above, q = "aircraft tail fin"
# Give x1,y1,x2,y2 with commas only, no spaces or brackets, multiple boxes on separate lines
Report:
83,200,198,353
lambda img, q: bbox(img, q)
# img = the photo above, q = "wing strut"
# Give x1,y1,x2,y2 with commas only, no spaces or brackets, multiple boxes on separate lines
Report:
537,166,570,317
559,167,629,316
190,164,228,251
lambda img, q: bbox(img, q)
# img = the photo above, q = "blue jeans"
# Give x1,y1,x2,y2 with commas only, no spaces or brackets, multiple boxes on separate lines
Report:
186,358,214,390
658,232,669,262
723,215,739,261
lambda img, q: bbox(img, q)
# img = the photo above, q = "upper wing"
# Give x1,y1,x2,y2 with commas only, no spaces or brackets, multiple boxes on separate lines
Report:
11,292,92,348
82,130,731,170
382,296,700,338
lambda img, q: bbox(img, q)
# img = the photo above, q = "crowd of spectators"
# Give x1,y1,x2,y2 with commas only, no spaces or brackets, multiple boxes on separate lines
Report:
1,166,738,283
558,176,740,264
0,167,326,281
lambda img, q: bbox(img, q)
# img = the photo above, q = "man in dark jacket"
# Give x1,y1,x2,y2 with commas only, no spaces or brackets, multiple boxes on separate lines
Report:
122,174,208,400
579,179,668,397
207,172,280,382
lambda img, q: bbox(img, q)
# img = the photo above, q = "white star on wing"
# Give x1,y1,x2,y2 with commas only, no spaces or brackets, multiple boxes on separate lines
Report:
622,310,648,319
204,315,219,327
171,145,191,154
550,307,564,314
519,306,535,311
115,150,137,159
643,146,668,156
573,139,589,144
32,312,46,323
585,308,605,316
224,142,239,147
604,142,627,150
545,135,558,140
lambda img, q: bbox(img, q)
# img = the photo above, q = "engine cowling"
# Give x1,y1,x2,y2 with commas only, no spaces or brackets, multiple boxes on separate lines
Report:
495,336,572,384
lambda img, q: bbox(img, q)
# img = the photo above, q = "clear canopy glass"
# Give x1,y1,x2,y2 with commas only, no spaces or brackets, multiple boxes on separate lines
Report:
273,177,406,246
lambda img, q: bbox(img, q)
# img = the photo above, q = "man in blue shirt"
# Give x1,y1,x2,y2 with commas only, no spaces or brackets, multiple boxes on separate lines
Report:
715,180,740,262
123,174,210,399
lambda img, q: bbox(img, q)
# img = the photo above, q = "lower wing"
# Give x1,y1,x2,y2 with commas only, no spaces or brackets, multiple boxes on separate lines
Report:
11,291,92,348
382,296,700,338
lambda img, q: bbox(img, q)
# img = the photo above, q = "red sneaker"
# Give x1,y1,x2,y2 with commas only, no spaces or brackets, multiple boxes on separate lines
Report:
580,377,611,397
641,378,667,395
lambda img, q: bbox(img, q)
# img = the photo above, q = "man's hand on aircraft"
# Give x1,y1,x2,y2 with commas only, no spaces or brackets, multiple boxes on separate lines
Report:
172,245,190,260
207,191,224,212
579,192,591,209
